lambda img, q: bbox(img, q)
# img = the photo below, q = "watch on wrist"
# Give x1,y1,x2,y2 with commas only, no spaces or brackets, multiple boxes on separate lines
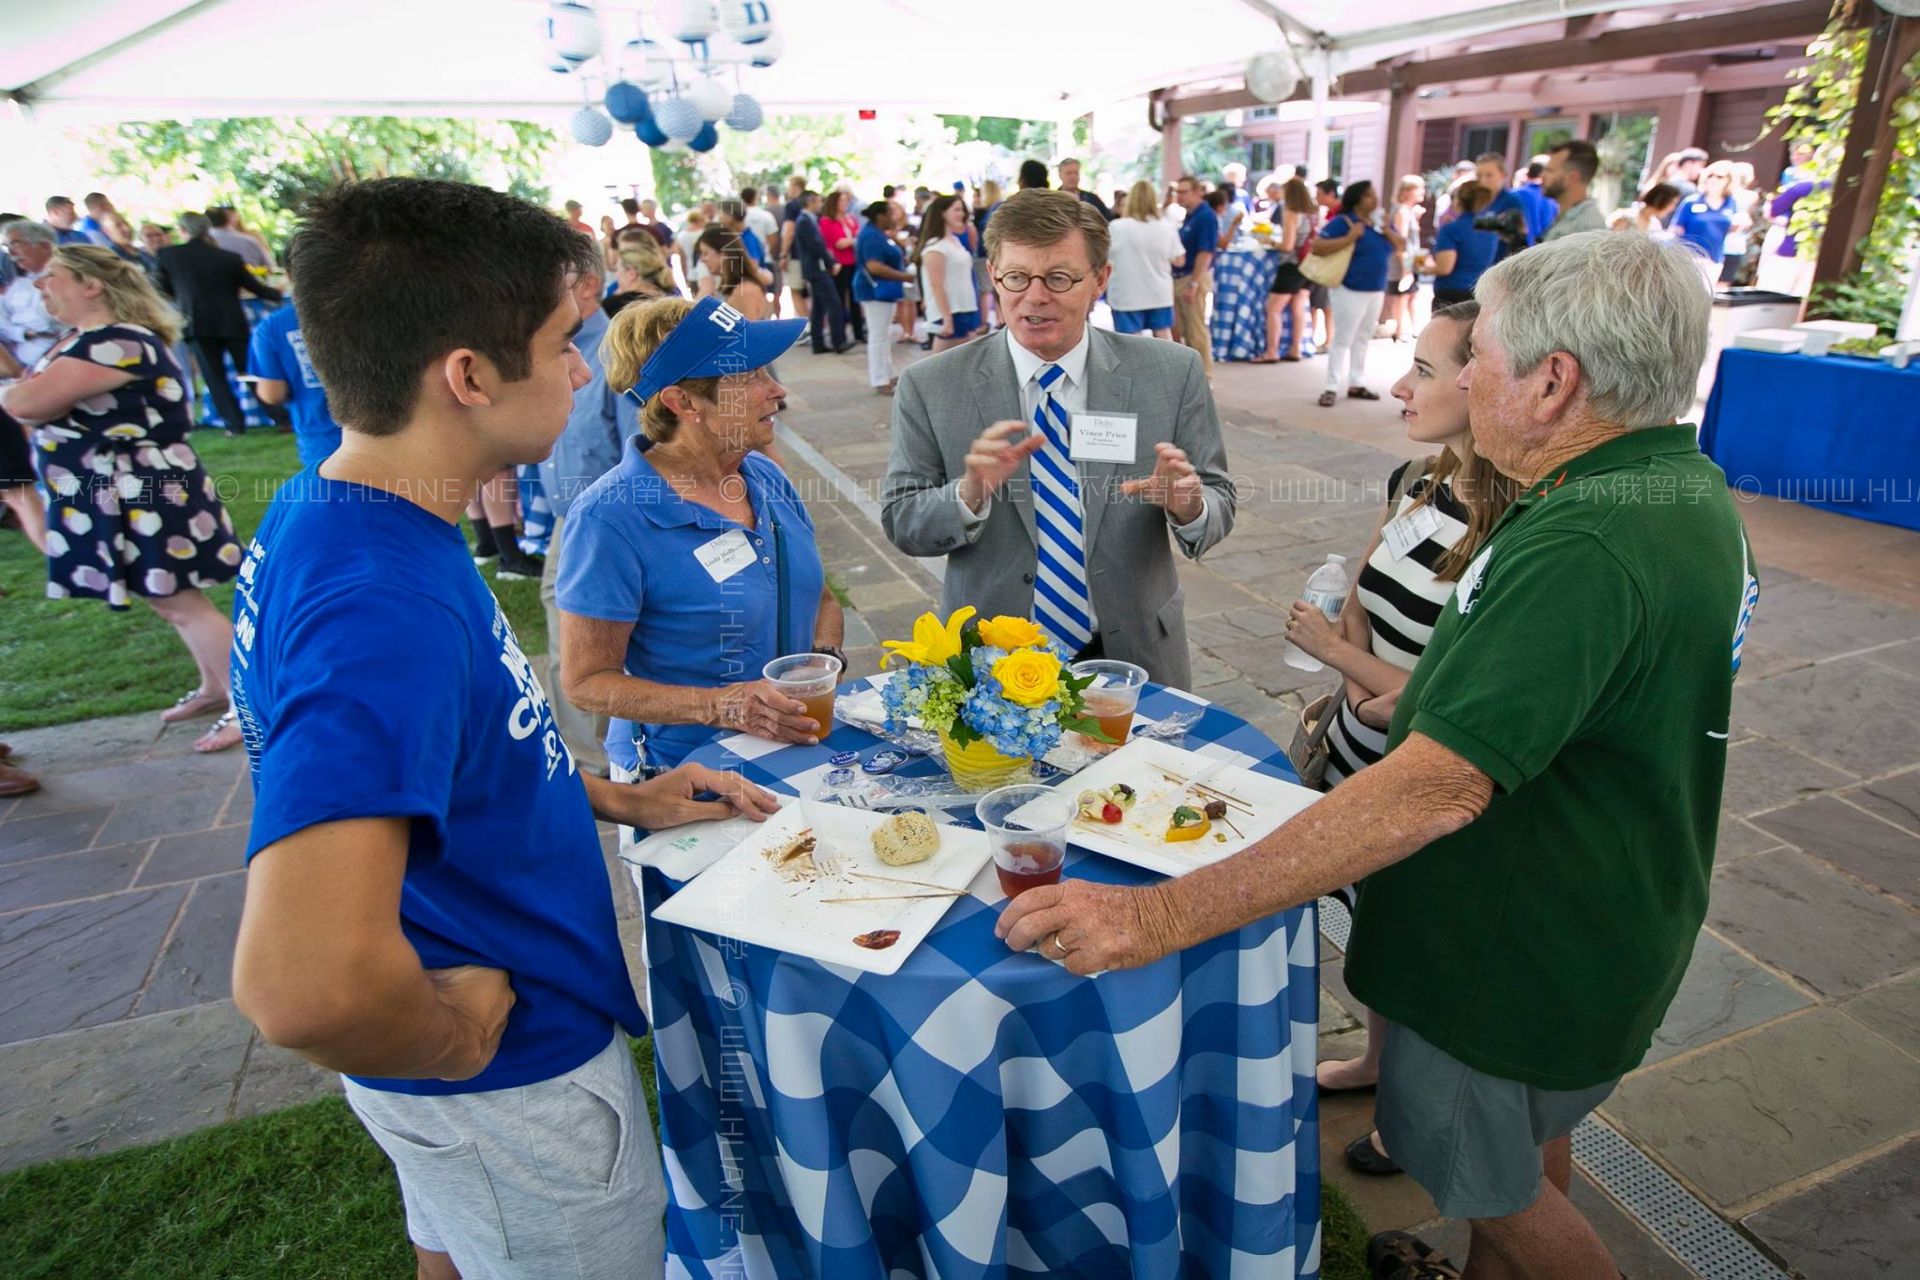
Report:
813,645,847,672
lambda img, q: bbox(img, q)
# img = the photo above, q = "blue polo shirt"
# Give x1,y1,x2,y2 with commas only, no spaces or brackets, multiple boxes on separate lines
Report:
1431,216,1502,294
1323,214,1394,292
1175,204,1220,278
853,223,904,303
557,442,825,772
246,303,342,466
1673,196,1734,264
233,473,647,1097
1486,190,1538,246
740,227,768,267
535,306,635,512
1517,184,1559,241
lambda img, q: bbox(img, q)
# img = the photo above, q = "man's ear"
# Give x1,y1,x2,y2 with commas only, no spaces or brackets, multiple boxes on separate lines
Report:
1533,350,1582,425
441,348,493,410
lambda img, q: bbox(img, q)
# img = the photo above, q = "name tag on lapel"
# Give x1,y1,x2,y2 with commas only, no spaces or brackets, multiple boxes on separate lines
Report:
693,530,756,583
1070,412,1139,464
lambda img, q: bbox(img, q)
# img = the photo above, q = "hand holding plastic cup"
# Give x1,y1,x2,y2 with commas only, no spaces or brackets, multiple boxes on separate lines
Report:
1070,659,1148,749
977,783,1072,901
762,652,843,740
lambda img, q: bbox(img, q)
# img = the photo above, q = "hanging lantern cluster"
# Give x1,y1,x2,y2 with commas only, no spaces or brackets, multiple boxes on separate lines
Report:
544,1,781,151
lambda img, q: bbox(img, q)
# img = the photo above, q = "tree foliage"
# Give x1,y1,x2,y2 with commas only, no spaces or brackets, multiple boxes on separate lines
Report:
1128,113,1242,185
74,117,558,252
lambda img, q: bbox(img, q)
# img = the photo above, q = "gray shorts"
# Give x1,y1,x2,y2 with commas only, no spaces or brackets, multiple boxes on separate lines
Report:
343,1033,665,1279
1374,1020,1618,1220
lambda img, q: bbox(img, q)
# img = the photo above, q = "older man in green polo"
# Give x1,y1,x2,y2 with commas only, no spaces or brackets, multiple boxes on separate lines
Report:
999,229,1757,1280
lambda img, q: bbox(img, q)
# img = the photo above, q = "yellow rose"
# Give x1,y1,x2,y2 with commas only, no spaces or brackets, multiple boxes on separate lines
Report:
977,615,1046,650
992,649,1062,707
882,606,977,668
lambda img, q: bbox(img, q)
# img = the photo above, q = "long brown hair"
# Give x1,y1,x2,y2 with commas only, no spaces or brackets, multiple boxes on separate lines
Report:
1408,301,1520,581
696,226,753,294
912,194,961,267
52,245,182,344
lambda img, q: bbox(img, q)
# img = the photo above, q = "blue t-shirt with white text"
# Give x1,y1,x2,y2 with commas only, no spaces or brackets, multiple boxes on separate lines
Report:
1673,196,1734,264
246,304,342,466
231,474,646,1096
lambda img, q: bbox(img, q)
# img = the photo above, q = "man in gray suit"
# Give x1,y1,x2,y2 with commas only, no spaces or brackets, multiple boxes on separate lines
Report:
881,190,1234,688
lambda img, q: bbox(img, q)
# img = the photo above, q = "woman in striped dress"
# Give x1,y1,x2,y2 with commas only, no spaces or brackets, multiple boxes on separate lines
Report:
1282,300,1518,1175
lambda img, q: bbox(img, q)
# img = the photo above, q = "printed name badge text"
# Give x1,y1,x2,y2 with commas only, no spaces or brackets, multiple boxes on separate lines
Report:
693,530,757,583
1070,412,1139,464
1382,503,1445,560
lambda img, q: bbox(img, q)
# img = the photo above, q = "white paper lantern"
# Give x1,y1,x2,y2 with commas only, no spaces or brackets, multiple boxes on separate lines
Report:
1245,50,1299,104
717,1,775,44
688,77,731,122
724,92,764,132
659,0,718,44
655,96,705,141
570,106,614,146
744,27,783,67
621,37,675,90
541,1,603,67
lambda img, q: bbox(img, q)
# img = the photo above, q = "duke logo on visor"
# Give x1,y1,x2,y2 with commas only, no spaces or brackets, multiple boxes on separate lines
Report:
622,296,807,406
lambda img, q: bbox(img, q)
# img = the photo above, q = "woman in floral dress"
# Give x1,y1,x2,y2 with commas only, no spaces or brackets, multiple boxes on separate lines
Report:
1,246,244,752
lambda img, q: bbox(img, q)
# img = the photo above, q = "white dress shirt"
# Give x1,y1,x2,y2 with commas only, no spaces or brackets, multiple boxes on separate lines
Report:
958,328,1209,636
1,272,59,372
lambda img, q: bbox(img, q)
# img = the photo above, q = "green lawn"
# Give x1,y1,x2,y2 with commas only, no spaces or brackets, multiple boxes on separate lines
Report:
0,429,547,733
0,1034,1367,1277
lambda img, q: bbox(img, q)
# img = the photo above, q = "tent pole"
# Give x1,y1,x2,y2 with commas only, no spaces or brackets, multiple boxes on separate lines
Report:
12,0,242,103
1306,58,1331,184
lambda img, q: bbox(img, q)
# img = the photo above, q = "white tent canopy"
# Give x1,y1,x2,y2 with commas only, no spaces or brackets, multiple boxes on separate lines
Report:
2,0,1677,124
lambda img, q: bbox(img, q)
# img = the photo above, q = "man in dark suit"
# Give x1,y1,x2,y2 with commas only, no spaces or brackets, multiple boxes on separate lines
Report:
791,191,851,354
156,211,281,436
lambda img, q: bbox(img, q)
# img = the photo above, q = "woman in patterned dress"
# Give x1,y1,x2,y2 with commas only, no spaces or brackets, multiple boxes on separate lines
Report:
0,246,244,752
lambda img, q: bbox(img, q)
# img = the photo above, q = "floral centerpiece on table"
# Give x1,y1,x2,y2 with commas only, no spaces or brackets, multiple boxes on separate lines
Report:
880,607,1113,789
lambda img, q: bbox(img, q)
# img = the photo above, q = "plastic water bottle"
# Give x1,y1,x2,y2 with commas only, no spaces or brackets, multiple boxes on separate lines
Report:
1283,554,1351,671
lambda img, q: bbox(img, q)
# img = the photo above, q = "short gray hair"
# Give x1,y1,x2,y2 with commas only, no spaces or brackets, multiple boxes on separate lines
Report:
3,220,56,247
1475,230,1709,427
178,211,212,240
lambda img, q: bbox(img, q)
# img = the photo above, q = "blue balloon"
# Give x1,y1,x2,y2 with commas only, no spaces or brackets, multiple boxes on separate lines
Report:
604,82,649,124
688,122,720,152
635,118,670,147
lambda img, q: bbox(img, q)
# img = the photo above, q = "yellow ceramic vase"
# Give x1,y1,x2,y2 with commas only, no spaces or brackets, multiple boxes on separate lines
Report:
939,727,1031,793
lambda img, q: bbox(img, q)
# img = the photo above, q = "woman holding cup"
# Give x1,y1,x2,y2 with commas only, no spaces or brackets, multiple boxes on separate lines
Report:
557,296,844,781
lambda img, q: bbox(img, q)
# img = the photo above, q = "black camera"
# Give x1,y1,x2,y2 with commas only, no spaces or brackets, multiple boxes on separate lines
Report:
1473,208,1530,257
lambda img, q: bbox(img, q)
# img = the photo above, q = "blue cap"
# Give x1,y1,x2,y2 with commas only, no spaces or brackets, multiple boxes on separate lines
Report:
624,296,806,406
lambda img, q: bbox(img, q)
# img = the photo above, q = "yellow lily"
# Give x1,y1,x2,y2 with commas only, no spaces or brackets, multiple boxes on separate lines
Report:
881,606,977,667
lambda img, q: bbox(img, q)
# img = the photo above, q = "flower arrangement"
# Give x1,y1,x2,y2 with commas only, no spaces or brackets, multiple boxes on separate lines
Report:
880,608,1113,769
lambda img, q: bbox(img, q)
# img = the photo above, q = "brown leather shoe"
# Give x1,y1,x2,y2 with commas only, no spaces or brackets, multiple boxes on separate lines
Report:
0,760,39,797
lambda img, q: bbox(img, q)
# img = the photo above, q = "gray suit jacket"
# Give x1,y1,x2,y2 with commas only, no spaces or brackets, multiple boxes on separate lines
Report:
881,328,1234,689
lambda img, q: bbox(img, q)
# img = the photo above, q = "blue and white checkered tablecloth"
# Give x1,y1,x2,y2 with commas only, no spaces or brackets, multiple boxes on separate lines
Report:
1209,249,1313,363
634,680,1322,1279
193,297,279,430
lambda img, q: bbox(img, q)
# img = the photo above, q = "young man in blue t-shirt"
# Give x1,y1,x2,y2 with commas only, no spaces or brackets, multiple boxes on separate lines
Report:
229,178,776,1280
247,300,343,467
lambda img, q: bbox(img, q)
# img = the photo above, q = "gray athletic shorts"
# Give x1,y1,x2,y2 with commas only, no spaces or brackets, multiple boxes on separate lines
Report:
343,1032,666,1279
1374,1020,1618,1220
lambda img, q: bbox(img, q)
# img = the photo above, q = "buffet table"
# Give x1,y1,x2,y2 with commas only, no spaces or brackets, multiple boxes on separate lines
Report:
1208,248,1307,363
632,678,1322,1279
1701,347,1920,532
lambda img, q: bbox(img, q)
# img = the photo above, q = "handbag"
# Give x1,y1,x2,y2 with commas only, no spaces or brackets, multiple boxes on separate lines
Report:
1287,692,1338,790
1299,240,1352,287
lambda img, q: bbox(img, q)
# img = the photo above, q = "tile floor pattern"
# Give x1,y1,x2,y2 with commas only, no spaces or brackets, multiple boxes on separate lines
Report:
2,338,1916,1278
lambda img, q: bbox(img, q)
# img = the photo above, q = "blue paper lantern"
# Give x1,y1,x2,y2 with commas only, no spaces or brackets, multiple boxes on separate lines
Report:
635,118,670,147
569,106,614,146
745,27,783,67
724,93,764,132
718,2,775,45
604,81,649,124
655,96,704,142
688,122,720,153
541,1,602,67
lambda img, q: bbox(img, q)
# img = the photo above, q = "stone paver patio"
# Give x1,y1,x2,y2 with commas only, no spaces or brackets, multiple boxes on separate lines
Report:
2,335,1916,1277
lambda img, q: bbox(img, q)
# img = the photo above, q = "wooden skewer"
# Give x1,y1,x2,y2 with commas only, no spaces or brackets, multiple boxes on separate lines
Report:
1221,814,1246,840
819,890,966,904
852,870,959,893
1157,769,1256,815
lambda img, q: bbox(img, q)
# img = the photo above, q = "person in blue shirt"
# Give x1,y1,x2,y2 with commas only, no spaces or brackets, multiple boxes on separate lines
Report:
1172,174,1220,375
1516,159,1560,239
1311,180,1406,408
852,201,914,394
1424,182,1503,306
557,295,845,780
228,177,775,1280
1671,162,1741,283
43,196,101,246
247,301,343,466
1474,154,1541,248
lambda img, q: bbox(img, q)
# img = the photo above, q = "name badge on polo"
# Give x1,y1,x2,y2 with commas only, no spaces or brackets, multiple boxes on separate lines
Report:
693,530,756,584
1069,412,1139,464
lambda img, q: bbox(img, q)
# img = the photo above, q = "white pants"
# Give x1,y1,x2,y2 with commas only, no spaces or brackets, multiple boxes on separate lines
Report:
862,301,897,386
1325,287,1385,392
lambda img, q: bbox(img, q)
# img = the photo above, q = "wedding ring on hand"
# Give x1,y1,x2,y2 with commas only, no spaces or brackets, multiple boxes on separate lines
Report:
1051,934,1072,958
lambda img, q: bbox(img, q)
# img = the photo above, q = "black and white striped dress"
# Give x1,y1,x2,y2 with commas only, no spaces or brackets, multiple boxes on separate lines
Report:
1323,461,1471,786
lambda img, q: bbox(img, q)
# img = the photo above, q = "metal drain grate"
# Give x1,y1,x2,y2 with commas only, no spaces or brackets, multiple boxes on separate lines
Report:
1314,899,1789,1280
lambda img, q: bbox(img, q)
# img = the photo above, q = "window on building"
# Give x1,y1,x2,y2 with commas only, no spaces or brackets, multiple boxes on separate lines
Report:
1328,134,1347,185
1248,139,1275,174
1522,118,1576,164
1459,123,1511,164
1247,106,1278,120
1592,111,1660,213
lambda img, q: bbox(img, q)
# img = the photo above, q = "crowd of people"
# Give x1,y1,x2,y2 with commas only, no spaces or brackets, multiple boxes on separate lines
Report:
1,142,1761,1279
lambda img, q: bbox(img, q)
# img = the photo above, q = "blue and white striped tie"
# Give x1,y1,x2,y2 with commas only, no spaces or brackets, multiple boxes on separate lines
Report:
1029,363,1093,653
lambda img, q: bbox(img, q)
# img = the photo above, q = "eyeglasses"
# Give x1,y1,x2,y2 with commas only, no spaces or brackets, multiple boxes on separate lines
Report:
992,268,1089,294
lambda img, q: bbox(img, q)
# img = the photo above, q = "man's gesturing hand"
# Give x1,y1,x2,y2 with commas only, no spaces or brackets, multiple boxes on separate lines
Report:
1120,442,1205,524
993,879,1187,975
958,419,1046,513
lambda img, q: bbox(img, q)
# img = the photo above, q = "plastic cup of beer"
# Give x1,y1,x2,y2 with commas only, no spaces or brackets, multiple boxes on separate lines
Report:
1070,660,1148,749
977,784,1071,901
762,652,843,740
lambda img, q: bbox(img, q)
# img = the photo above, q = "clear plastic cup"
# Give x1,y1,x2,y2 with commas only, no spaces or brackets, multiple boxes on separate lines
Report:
976,783,1071,900
762,652,843,739
1070,659,1148,749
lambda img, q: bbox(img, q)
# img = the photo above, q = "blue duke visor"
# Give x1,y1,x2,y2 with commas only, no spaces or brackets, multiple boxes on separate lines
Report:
624,296,806,406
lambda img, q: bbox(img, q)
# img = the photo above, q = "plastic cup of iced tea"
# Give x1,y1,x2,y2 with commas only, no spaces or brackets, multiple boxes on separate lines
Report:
762,652,843,739
976,784,1071,900
1070,659,1148,749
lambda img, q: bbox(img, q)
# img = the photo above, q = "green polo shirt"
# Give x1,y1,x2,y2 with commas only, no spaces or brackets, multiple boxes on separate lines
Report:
1345,426,1757,1090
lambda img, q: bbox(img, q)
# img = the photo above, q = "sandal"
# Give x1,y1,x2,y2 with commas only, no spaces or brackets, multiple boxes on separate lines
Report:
1250,355,1280,364
1281,353,1302,362
194,711,243,754
1347,387,1381,401
162,687,226,723
1345,1131,1403,1176
1367,1231,1459,1279
1317,390,1338,408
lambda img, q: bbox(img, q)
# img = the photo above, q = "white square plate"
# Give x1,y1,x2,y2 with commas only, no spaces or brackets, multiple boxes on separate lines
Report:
1053,737,1323,878
649,803,993,976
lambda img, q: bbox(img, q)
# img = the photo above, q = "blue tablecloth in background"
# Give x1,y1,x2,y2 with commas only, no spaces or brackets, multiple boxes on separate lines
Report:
1701,347,1920,531
635,679,1322,1279
1209,249,1308,362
